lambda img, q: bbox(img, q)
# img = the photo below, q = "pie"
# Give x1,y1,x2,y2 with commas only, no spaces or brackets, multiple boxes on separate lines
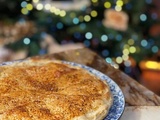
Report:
0,59,113,120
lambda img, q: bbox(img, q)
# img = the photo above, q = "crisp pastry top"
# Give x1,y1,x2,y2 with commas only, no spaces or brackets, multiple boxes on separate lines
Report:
0,59,113,120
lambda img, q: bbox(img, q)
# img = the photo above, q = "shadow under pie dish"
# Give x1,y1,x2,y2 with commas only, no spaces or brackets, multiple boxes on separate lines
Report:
0,59,124,120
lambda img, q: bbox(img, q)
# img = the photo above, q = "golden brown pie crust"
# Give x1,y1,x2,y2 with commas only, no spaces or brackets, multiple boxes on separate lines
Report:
0,59,112,120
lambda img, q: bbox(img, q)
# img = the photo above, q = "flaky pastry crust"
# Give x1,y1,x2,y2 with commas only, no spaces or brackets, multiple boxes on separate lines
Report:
0,59,112,120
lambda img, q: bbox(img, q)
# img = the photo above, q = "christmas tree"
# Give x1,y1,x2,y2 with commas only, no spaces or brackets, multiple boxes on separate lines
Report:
0,0,160,80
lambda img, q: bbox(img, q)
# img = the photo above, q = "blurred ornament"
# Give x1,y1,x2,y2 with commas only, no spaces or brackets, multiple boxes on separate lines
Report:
102,9,129,31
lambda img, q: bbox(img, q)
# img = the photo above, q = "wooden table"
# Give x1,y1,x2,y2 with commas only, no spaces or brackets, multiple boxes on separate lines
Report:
30,48,160,119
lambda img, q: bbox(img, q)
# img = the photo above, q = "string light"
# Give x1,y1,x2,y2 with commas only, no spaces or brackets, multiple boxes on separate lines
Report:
84,15,91,22
90,10,98,17
123,49,129,55
21,1,27,8
73,18,79,24
23,38,31,45
85,32,93,39
36,3,43,10
129,46,136,53
101,35,108,42
141,39,148,47
26,3,33,11
59,10,66,17
33,0,39,3
91,0,98,3
122,54,129,61
140,14,147,21
19,0,158,67
115,0,124,11
54,9,61,15
20,0,100,21
50,6,56,13
152,46,159,53
44,4,51,10
124,60,131,67
128,39,134,45
105,57,112,63
116,56,123,64
21,8,29,15
104,2,111,8
115,6,122,11
116,0,124,6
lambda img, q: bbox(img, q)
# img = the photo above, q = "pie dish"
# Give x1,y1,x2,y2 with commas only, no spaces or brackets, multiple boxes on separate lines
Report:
0,59,124,120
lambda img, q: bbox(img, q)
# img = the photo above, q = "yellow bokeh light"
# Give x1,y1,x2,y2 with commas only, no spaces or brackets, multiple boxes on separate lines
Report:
21,8,28,15
115,6,122,11
59,10,66,17
33,0,39,3
36,3,43,10
50,6,56,13
84,15,91,22
122,54,129,61
123,49,129,55
91,10,98,17
26,3,33,11
104,2,111,8
129,46,136,53
44,4,51,10
116,57,123,64
92,0,98,3
55,9,60,15
128,39,134,45
116,0,124,6
145,61,160,70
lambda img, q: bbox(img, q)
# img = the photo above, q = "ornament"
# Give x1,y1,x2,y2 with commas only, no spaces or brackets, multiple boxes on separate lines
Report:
102,9,129,31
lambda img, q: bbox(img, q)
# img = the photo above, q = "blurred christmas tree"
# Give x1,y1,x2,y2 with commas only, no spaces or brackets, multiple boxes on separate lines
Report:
0,0,160,79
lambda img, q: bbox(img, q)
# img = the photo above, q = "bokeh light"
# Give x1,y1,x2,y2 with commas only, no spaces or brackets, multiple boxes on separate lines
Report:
36,3,43,10
140,14,147,21
141,39,148,47
85,32,93,39
105,57,112,63
23,38,30,45
84,15,91,22
91,10,98,17
101,35,108,42
104,2,111,8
